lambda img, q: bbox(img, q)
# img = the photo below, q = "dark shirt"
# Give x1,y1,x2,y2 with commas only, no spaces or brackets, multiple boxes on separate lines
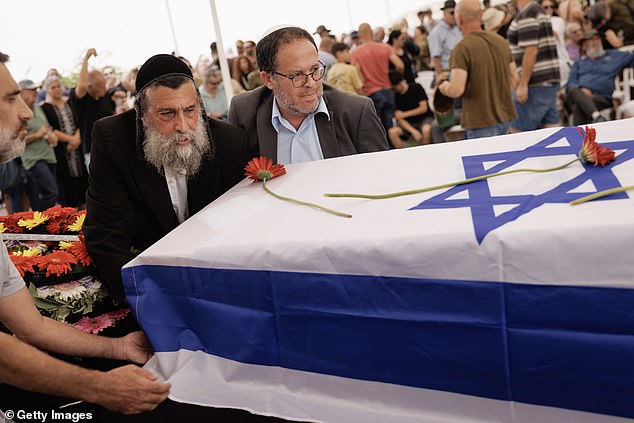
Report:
69,87,115,155
390,51,417,84
394,82,433,126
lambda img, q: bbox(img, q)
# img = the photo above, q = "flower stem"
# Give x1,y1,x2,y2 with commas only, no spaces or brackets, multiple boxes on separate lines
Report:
570,184,634,205
263,179,352,218
324,158,581,199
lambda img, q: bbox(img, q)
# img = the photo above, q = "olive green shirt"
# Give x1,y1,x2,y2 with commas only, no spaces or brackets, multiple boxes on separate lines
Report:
450,31,517,130
22,104,56,170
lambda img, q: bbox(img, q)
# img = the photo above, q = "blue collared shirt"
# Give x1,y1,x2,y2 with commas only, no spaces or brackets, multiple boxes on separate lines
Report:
568,50,634,100
272,96,329,165
427,20,463,71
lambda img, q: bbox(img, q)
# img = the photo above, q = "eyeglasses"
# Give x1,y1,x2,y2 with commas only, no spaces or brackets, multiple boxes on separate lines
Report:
270,62,326,88
543,5,554,9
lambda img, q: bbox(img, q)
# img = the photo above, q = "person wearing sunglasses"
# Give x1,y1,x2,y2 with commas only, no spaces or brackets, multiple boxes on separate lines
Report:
427,0,463,88
228,26,388,165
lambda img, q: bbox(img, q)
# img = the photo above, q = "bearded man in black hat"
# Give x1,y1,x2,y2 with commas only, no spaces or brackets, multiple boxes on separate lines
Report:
84,54,249,304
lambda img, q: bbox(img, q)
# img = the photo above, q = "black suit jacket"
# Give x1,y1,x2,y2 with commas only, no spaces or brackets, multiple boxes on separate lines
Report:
228,84,389,162
84,109,249,302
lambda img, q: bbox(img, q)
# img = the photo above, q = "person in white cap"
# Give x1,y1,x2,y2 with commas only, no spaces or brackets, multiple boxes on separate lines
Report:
228,26,388,164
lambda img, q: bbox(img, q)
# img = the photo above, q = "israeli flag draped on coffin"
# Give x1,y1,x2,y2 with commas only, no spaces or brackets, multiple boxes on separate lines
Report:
123,120,634,423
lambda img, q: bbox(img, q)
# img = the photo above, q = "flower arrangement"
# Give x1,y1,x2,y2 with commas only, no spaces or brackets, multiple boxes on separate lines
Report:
1,206,131,330
0,205,86,235
324,126,616,201
245,157,352,218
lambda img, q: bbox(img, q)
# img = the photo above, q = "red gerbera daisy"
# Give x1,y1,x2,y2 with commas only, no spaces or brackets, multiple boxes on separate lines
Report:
35,250,78,277
46,218,68,235
67,236,93,267
578,126,615,167
244,156,286,181
8,254,36,277
243,156,351,218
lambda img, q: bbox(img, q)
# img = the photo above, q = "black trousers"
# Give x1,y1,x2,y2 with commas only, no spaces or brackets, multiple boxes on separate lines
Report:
564,86,612,125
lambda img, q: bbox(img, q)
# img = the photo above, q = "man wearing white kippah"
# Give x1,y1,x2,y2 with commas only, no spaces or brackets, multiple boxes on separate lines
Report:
228,26,389,164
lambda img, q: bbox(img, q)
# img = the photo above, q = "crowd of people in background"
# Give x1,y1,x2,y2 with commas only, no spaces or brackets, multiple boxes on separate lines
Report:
2,0,634,215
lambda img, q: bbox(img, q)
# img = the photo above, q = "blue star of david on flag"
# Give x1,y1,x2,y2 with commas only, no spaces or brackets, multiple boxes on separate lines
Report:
411,127,634,244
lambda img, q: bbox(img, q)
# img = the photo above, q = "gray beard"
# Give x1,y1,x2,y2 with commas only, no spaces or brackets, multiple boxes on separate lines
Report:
272,80,321,116
586,46,604,60
142,112,211,178
0,127,26,164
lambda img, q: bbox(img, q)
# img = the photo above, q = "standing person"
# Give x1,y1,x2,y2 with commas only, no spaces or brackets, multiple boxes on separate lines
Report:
326,42,364,95
541,0,571,84
314,25,332,40
608,0,634,45
318,37,337,74
69,48,115,170
350,23,404,136
427,0,463,87
387,30,416,83
437,0,518,139
41,75,88,208
18,79,59,210
0,50,170,419
228,26,388,164
507,0,561,133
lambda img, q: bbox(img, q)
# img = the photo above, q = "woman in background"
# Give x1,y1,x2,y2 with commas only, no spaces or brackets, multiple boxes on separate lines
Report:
41,76,87,208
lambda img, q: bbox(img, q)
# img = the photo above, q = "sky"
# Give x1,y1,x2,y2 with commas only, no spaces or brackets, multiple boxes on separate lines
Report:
1,0,439,82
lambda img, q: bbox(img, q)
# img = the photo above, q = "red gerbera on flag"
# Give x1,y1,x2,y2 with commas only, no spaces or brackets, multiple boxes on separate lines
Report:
36,250,78,277
244,156,286,181
578,126,616,167
244,156,351,218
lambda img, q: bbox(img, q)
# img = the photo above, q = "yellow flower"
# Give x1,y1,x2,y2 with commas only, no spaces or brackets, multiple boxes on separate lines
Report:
0,222,5,233
18,212,49,230
21,249,42,257
67,213,85,232
59,241,74,250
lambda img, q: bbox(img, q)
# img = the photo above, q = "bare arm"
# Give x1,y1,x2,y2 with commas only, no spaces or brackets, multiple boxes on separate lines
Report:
53,128,81,151
396,99,429,119
23,124,50,144
0,332,169,414
438,68,467,98
389,52,405,74
509,61,519,90
516,45,537,104
605,29,624,48
0,288,170,413
76,48,97,98
0,288,148,362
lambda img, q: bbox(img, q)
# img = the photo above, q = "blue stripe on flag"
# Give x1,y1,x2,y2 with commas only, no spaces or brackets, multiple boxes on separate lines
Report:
123,266,634,419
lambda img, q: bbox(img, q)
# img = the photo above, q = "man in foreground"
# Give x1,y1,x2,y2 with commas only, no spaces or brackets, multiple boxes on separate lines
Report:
0,51,169,418
84,54,250,304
